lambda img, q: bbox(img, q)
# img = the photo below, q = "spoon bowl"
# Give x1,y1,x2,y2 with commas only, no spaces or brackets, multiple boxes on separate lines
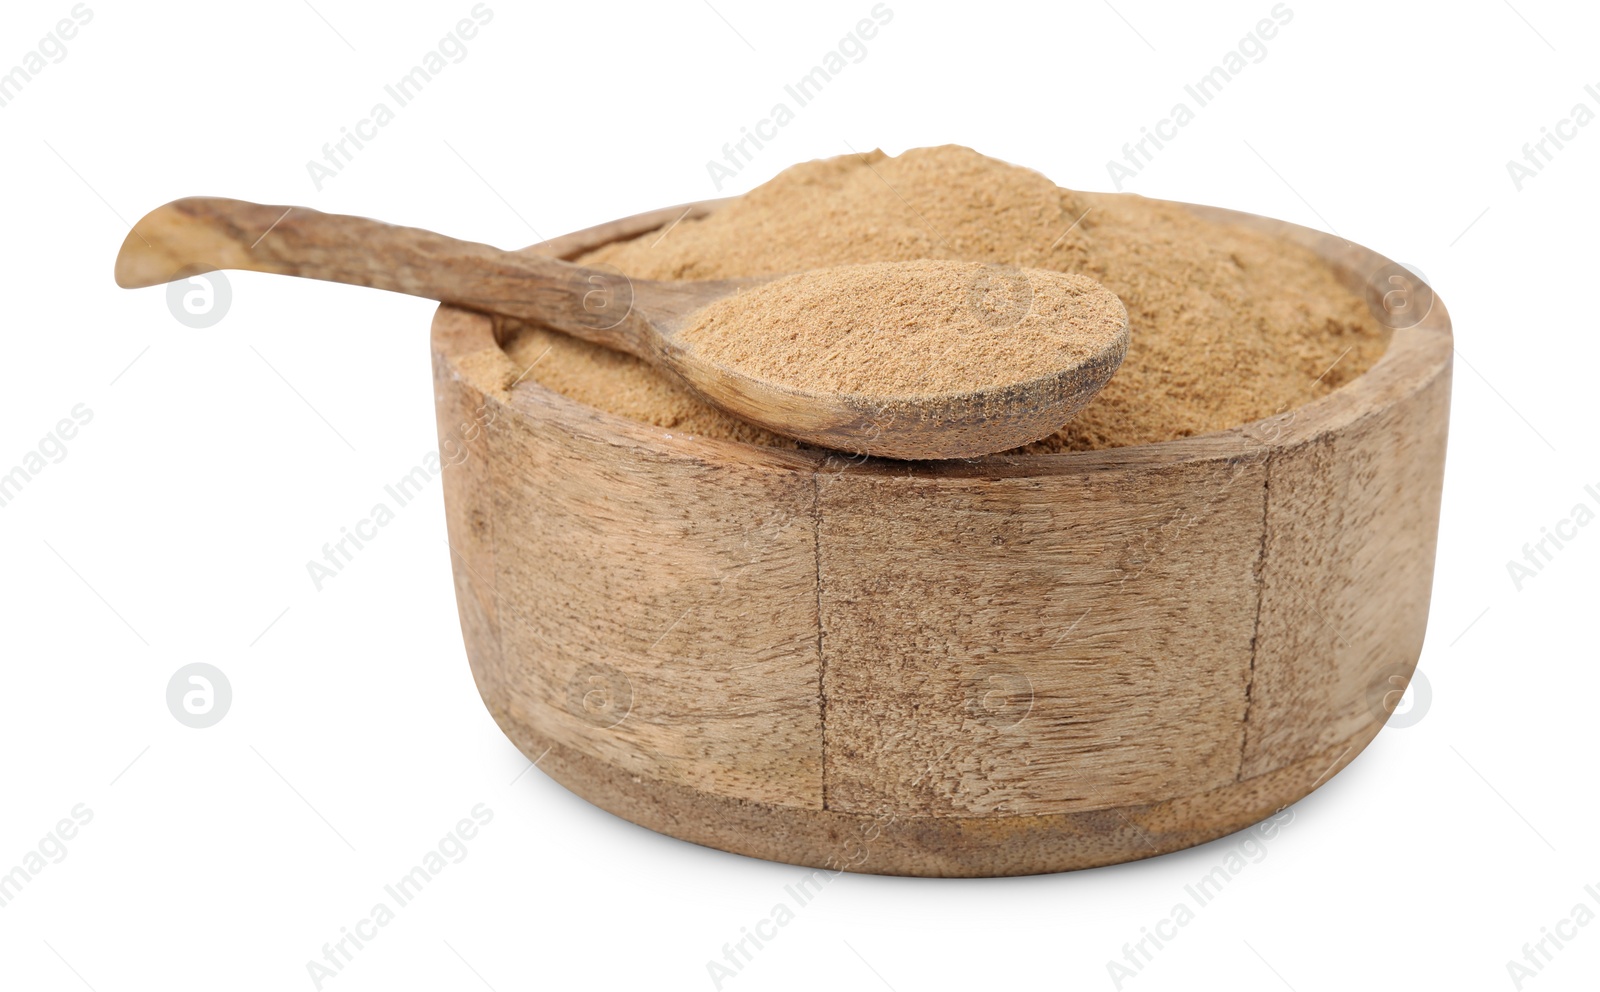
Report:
667,339,1128,459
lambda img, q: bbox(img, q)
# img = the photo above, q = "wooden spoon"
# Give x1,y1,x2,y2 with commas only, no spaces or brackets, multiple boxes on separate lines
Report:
115,197,1127,459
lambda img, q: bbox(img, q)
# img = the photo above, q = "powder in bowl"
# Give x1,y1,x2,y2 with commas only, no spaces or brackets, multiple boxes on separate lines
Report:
503,145,1391,452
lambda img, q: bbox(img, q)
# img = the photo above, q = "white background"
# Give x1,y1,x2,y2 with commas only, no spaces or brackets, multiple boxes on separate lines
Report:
1,1,1596,989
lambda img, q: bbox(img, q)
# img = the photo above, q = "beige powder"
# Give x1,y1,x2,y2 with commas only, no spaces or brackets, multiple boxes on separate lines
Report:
679,260,1126,396
501,145,1389,452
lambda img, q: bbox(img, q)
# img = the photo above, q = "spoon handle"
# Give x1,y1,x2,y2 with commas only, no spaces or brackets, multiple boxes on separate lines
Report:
114,197,647,355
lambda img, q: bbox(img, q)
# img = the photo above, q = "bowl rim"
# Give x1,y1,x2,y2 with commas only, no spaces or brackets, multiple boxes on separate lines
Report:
433,195,1453,481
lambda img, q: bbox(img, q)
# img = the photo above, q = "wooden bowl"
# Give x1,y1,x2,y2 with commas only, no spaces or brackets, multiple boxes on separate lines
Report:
431,197,1451,877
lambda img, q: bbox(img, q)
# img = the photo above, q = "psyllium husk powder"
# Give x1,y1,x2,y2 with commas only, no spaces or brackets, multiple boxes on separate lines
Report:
500,145,1389,453
679,260,1126,396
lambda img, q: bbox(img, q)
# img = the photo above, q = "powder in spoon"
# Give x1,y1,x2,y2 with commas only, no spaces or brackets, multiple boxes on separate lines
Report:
678,260,1127,396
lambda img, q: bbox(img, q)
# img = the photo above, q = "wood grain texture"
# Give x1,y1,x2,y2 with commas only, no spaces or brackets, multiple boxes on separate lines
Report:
488,383,825,808
817,456,1265,817
431,307,513,709
115,196,719,359
430,195,1452,876
488,692,1379,877
1239,327,1452,777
